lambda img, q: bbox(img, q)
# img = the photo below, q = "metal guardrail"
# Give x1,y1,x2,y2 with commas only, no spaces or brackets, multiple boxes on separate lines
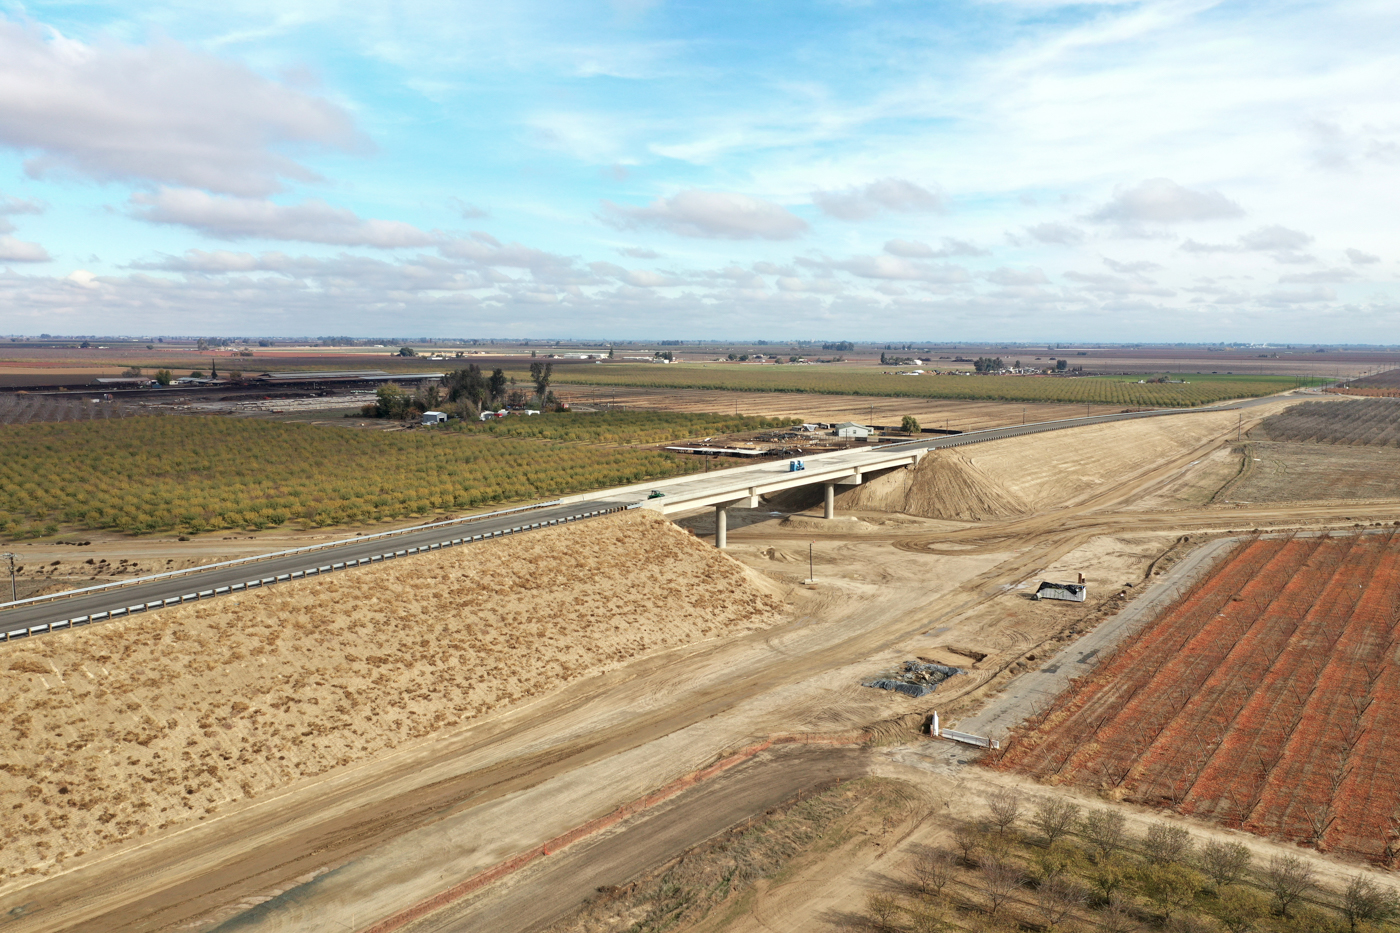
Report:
3,504,637,642
0,499,566,614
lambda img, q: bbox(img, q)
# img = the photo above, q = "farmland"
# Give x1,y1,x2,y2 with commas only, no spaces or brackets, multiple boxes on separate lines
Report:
1331,368,1400,397
1258,398,1400,446
994,532,1400,866
458,410,795,443
531,364,1315,407
0,394,135,425
0,413,733,538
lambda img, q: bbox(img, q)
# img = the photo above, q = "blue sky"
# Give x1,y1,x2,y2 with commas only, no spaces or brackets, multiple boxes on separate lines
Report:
0,0,1397,341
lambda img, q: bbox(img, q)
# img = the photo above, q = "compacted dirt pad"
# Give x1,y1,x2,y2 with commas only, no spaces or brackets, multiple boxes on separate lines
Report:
995,532,1400,865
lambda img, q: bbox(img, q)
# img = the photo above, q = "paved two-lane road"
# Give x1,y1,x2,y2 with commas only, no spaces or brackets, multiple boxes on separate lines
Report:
1,500,633,640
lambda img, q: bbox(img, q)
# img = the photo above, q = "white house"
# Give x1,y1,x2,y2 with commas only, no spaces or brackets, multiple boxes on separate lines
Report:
421,411,448,425
835,422,874,439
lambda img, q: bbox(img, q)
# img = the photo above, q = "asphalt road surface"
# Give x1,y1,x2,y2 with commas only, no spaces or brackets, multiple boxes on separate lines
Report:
0,500,633,639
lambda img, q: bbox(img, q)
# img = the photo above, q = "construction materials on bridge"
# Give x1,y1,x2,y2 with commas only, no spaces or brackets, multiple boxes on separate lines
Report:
862,660,961,698
929,711,1001,750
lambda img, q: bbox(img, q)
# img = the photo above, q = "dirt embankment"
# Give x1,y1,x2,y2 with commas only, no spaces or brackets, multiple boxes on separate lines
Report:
0,510,785,884
836,449,1031,521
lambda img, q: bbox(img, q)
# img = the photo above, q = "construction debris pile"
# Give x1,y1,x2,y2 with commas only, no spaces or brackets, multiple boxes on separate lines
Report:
862,660,962,698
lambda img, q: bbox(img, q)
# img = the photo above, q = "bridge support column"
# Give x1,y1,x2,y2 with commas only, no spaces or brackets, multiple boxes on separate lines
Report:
715,504,728,548
823,483,835,520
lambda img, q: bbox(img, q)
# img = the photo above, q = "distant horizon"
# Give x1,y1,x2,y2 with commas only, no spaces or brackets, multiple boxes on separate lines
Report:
7,336,1400,352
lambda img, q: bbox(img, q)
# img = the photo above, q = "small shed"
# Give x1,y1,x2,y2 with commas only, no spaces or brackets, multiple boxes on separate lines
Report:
421,411,448,425
1034,581,1087,602
835,422,874,439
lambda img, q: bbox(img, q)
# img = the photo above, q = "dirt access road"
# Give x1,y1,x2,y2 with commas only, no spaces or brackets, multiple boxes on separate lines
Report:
8,393,1392,933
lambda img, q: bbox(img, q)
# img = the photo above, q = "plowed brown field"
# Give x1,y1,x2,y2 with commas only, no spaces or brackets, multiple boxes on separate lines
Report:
994,532,1400,866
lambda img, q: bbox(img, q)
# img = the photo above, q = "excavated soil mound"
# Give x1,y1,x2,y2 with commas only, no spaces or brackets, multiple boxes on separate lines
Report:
837,449,1030,521
0,510,784,884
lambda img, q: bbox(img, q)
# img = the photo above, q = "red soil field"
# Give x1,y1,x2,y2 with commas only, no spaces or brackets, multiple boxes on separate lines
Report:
994,532,1400,866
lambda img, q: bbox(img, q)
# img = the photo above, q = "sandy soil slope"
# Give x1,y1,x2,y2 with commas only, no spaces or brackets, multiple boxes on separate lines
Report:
0,510,782,883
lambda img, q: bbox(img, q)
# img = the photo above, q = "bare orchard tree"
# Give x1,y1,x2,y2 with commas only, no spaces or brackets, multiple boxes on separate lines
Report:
1032,798,1082,847
1198,840,1252,888
1081,808,1128,862
954,820,987,866
1032,875,1086,930
1340,874,1400,933
865,892,900,930
986,790,1023,835
1144,824,1195,866
910,846,957,898
1264,854,1314,918
981,855,1025,919
1096,891,1139,933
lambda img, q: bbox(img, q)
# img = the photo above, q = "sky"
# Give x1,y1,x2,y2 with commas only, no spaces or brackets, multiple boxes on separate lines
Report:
0,0,1397,342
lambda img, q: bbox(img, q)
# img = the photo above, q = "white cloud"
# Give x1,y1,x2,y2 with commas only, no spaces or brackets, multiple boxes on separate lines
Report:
1019,222,1085,245
600,190,808,240
983,266,1050,286
0,234,49,262
1087,178,1244,224
618,246,661,258
884,238,987,258
1064,270,1174,297
621,269,682,287
0,193,44,234
814,254,971,284
1278,268,1358,284
1346,248,1381,265
1238,225,1312,252
812,178,944,221
129,188,436,248
448,198,489,219
1103,257,1163,274
1263,285,1336,305
0,18,362,196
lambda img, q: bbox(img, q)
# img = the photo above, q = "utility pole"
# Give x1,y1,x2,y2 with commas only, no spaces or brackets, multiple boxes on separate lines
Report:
3,553,15,603
809,542,814,584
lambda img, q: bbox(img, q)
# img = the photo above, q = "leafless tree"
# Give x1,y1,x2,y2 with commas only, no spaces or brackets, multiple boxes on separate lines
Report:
910,847,957,898
1081,808,1128,861
986,790,1022,835
953,820,986,866
1264,853,1314,918
1096,892,1139,933
1032,798,1081,847
866,892,900,930
1165,913,1218,933
1144,823,1195,865
1032,875,1085,929
980,855,1025,919
1340,874,1400,933
1198,840,1252,888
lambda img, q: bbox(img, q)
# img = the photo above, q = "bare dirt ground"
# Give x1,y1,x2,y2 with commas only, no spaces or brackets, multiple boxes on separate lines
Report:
552,384,1114,428
1223,440,1400,503
6,391,1399,933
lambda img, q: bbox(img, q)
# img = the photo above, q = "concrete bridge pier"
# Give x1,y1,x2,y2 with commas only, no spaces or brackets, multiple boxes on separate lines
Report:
823,483,836,520
715,503,728,548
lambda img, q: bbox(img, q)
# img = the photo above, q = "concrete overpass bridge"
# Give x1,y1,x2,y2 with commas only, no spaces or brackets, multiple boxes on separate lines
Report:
563,399,1282,546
